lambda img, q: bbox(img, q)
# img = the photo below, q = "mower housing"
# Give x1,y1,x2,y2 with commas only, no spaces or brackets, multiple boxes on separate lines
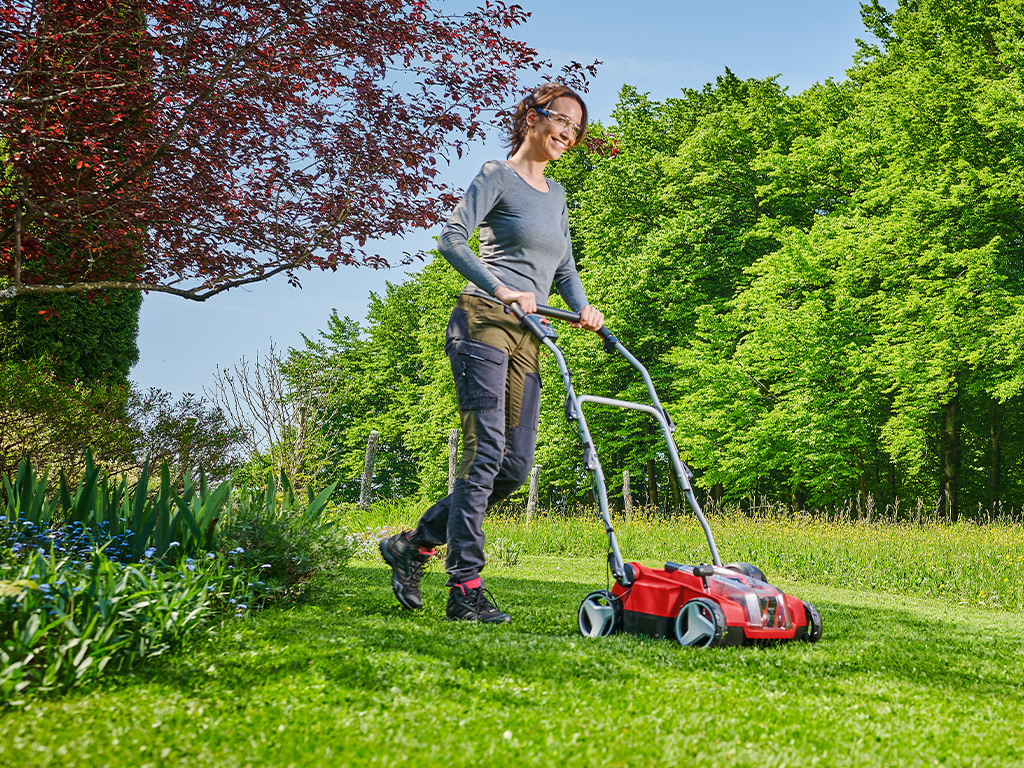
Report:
612,562,818,646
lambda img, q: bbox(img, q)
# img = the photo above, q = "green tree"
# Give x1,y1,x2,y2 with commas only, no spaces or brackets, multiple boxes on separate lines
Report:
541,73,810,508
0,291,141,385
283,255,463,502
677,0,1024,515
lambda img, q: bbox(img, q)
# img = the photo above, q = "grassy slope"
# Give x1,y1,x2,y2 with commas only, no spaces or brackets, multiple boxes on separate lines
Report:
2,552,1023,767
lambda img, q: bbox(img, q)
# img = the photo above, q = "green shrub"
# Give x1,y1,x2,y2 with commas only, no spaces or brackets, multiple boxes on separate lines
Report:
2,453,231,563
0,358,136,479
219,471,353,601
0,546,257,704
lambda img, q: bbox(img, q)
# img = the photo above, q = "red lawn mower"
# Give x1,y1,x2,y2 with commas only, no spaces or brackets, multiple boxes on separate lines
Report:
511,304,823,648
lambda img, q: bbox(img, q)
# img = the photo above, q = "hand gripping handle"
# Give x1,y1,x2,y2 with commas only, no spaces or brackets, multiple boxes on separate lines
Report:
510,302,619,353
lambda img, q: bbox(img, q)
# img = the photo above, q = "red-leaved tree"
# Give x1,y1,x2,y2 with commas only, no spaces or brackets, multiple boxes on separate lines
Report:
0,0,596,301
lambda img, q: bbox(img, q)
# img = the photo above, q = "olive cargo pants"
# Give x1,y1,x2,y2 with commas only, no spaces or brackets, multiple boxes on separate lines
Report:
410,295,542,585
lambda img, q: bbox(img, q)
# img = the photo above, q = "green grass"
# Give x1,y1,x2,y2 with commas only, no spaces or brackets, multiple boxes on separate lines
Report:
358,500,1024,609
3,508,1024,766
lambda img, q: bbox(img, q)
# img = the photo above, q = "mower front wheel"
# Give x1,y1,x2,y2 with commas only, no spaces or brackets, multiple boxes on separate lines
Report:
674,598,727,648
578,590,621,638
801,601,823,643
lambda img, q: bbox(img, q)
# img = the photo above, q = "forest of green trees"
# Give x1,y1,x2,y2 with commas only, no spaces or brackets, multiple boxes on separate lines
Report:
282,1,1024,520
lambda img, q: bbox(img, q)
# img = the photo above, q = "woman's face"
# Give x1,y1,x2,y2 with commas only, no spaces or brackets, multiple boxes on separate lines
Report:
528,95,583,162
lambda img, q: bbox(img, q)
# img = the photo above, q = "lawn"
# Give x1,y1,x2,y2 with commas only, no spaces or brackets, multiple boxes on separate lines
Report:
2,509,1023,767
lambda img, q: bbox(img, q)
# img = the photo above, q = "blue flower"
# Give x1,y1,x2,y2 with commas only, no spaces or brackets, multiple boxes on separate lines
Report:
144,547,157,558
206,552,216,560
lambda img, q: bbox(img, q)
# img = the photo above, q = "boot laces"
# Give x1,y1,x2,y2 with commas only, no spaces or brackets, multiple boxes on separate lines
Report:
471,587,502,616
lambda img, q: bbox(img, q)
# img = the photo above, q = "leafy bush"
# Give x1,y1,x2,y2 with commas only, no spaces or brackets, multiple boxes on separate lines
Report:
2,453,231,563
1,357,245,490
0,545,257,705
126,388,246,485
0,452,355,702
219,471,353,601
0,358,136,479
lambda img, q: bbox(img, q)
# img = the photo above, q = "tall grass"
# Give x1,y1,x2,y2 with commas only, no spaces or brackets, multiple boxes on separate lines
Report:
347,499,1024,611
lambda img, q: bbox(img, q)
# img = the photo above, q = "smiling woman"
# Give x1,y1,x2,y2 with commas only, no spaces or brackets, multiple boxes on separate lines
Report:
505,83,590,170
378,83,605,624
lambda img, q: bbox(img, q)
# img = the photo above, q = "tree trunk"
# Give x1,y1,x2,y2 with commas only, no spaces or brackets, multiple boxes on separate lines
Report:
793,486,806,513
667,464,682,513
988,398,1005,512
940,394,960,522
646,458,658,508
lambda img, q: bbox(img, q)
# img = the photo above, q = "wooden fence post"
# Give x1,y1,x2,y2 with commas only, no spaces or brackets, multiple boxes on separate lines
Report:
447,428,459,495
359,430,379,510
623,469,632,521
295,404,308,475
526,465,542,524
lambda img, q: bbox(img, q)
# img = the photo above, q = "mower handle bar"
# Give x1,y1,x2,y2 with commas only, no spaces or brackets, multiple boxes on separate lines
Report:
509,302,618,349
508,298,724,578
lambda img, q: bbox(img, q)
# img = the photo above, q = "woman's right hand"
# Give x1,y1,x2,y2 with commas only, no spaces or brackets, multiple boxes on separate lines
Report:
494,286,537,315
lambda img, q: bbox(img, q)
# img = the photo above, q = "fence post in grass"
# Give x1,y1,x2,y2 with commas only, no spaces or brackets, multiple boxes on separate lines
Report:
295,404,308,474
623,469,632,521
359,430,379,511
447,428,459,495
526,465,542,524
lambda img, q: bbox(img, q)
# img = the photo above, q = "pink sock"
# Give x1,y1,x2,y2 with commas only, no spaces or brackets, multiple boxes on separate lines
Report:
455,577,482,594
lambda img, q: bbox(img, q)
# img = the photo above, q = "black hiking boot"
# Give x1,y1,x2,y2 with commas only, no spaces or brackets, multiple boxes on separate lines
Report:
446,581,511,624
380,532,430,610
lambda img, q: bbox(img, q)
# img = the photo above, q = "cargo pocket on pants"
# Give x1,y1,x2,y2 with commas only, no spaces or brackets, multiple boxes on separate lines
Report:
449,339,507,412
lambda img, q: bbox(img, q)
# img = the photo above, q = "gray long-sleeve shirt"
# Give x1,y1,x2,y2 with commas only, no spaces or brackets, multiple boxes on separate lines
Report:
437,160,589,311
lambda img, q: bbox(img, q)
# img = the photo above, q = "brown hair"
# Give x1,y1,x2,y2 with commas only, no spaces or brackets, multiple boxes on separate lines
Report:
506,82,588,158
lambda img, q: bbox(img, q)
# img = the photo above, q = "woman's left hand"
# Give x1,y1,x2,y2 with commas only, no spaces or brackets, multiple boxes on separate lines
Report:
572,305,604,332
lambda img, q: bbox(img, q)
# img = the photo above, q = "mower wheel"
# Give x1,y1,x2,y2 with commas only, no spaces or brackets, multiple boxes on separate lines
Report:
801,601,823,643
723,562,768,583
674,598,727,648
577,591,621,638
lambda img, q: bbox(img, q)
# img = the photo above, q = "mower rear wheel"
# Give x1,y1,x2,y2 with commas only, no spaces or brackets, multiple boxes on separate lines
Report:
723,562,768,583
801,601,823,643
578,591,621,638
674,598,727,648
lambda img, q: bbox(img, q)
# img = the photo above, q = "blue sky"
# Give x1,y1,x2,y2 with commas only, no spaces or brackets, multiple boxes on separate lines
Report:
132,1,869,398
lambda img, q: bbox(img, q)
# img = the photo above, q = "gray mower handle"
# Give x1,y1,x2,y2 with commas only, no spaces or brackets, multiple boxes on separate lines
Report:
510,302,619,353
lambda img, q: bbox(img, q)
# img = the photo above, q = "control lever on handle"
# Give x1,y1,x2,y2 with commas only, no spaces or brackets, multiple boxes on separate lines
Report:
509,302,555,340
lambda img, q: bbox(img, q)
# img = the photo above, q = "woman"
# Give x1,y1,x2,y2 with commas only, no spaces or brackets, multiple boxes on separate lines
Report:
380,82,604,623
